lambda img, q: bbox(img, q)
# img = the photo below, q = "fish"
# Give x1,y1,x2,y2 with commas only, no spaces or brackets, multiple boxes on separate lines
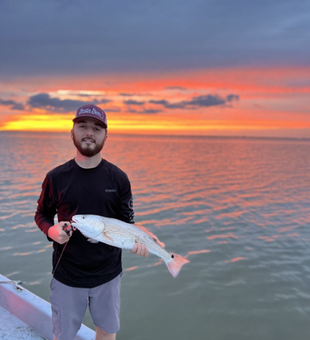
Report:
71,214,190,278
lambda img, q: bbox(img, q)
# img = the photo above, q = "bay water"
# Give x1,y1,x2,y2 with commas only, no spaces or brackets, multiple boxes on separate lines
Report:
1,131,310,340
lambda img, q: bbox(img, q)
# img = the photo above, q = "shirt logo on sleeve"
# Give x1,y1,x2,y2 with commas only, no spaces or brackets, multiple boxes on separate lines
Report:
128,197,134,209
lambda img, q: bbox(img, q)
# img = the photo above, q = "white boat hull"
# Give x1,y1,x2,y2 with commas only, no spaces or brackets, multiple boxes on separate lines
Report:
0,274,95,340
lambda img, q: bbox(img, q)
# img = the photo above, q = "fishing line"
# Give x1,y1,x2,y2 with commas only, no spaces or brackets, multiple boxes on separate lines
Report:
52,223,73,276
52,242,69,276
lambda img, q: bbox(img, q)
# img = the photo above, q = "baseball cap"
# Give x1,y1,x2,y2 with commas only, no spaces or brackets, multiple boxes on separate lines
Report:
73,104,107,128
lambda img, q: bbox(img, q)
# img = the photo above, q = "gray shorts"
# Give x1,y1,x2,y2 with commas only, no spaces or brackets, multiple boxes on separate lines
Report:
50,274,122,340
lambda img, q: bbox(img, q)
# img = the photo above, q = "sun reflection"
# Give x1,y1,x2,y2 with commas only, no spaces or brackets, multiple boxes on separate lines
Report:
0,213,19,220
257,233,300,242
13,252,32,256
26,229,38,233
258,236,275,242
287,233,300,238
220,227,236,231
186,250,211,256
147,259,163,267
28,281,41,286
0,246,12,251
207,233,238,240
125,266,138,272
5,271,20,277
229,257,245,263
278,226,298,233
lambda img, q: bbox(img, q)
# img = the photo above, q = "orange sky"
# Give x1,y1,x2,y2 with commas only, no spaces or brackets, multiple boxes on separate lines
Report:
1,66,310,138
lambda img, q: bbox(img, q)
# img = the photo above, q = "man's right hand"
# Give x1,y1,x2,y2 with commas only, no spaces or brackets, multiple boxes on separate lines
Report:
47,221,72,244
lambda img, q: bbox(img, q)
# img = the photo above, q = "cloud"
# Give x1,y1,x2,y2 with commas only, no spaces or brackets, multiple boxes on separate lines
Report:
124,100,145,106
226,94,240,102
123,93,239,115
104,107,121,113
27,93,110,112
119,93,134,97
187,95,227,107
150,94,239,110
127,108,161,114
0,99,25,110
143,109,161,114
186,94,239,107
149,100,169,106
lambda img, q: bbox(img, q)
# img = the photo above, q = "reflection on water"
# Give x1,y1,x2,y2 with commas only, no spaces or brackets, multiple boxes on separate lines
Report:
1,131,310,340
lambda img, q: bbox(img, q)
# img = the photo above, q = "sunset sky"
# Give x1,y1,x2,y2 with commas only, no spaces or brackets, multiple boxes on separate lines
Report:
0,0,309,137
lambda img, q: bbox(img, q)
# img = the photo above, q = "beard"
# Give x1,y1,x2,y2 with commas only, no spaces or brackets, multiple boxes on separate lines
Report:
72,131,105,157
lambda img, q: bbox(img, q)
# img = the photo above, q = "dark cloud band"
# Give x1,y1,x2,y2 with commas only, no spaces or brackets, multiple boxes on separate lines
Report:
27,94,110,113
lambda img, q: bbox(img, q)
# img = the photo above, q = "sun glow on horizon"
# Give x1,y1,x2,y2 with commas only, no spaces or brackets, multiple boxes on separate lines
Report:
1,66,310,137
0,115,73,132
1,114,309,138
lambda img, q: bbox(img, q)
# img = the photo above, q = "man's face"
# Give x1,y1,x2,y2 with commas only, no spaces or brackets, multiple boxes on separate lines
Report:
71,118,107,157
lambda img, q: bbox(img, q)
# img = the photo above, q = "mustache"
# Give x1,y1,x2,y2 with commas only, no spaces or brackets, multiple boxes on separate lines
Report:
82,137,95,143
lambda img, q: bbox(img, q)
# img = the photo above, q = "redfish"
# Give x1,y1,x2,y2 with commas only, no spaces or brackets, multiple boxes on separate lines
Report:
72,214,189,278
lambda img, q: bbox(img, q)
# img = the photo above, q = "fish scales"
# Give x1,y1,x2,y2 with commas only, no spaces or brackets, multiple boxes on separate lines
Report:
104,222,168,260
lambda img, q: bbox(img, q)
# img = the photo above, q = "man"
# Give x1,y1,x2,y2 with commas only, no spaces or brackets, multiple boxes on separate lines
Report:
35,104,148,340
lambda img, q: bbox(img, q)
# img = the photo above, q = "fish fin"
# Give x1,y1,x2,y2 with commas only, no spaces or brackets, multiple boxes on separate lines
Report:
166,254,190,278
87,238,99,243
103,231,114,243
135,224,165,248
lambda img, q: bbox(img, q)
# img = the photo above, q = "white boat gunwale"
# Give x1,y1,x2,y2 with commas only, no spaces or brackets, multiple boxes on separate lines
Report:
0,273,95,340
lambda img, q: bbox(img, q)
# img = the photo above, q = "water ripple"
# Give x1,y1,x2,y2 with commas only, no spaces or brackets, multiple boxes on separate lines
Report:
2,132,310,340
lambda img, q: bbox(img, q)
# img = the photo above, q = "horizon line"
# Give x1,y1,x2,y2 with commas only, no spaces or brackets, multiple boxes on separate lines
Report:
0,129,309,142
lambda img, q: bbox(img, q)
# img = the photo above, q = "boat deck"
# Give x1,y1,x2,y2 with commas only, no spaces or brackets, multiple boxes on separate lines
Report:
0,305,45,339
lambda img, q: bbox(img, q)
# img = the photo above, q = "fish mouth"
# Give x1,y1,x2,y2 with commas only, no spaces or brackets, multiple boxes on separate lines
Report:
71,216,85,226
71,215,84,222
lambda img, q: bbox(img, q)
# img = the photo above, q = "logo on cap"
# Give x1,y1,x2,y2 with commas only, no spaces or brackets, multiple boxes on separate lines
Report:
78,107,103,119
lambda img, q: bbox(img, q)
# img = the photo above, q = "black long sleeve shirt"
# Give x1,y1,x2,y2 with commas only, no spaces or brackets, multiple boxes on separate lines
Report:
35,158,135,288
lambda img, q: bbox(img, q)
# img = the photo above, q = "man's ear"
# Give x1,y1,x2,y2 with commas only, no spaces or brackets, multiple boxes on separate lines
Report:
70,130,73,139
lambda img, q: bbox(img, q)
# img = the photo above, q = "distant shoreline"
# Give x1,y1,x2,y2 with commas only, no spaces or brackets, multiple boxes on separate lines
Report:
0,130,309,142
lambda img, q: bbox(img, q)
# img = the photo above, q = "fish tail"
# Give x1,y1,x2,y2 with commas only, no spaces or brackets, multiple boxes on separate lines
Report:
166,253,190,278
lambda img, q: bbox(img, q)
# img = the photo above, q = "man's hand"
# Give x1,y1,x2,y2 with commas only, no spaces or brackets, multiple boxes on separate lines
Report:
131,243,149,257
47,221,72,244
